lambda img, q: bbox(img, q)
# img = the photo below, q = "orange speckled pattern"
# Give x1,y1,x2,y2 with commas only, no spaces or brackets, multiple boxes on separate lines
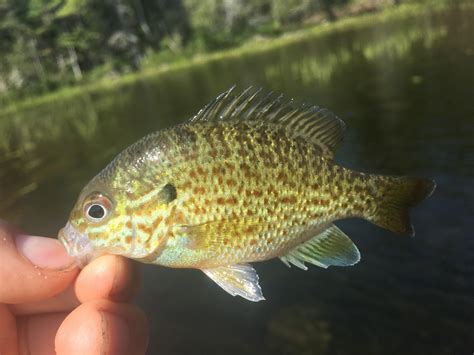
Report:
94,121,374,268
59,88,435,272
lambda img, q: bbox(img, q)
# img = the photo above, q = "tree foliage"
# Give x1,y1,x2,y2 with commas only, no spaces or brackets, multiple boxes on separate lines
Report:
0,0,352,104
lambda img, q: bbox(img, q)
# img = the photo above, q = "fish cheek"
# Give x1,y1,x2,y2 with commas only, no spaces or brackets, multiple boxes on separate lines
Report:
87,231,101,241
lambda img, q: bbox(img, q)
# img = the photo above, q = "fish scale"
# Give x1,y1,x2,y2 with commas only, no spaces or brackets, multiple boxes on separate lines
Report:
59,87,435,301
106,121,375,267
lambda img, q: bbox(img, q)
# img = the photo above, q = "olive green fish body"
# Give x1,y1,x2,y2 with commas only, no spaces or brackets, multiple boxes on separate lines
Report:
59,87,435,301
102,121,368,268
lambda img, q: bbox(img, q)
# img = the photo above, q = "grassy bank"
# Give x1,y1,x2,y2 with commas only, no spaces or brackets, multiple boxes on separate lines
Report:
0,0,469,116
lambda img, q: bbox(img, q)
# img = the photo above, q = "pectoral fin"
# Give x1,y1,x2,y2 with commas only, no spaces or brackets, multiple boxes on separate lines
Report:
202,264,265,302
280,224,360,270
182,218,264,250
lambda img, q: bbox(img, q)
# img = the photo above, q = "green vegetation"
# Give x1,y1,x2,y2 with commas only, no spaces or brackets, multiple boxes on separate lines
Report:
0,0,343,106
0,0,417,111
0,0,470,114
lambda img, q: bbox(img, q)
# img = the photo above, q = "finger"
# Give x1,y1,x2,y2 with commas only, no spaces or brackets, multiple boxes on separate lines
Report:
0,221,79,304
16,312,67,355
11,255,140,315
55,300,149,355
0,304,18,355
10,285,80,316
75,255,140,303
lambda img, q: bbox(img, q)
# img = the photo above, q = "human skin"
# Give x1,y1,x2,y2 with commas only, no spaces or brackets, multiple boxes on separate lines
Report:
0,220,149,355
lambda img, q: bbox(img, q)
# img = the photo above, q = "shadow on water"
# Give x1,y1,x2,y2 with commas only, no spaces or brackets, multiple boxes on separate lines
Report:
0,6,473,355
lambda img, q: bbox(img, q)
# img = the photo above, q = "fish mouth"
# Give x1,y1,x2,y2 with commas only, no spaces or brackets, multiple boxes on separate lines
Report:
58,222,95,268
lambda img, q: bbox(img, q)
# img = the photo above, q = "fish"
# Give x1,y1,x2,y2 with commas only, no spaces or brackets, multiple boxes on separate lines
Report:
58,87,436,302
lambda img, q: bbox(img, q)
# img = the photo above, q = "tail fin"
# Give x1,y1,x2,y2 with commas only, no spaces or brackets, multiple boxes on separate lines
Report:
366,176,436,236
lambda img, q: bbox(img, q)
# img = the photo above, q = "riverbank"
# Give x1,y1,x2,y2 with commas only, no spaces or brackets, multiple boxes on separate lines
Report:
0,0,470,116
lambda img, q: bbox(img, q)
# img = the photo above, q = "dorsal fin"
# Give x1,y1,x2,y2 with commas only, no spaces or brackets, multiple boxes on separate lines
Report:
189,86,346,159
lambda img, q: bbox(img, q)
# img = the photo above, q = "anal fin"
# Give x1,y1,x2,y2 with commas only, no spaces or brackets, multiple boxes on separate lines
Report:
280,224,360,270
202,264,265,302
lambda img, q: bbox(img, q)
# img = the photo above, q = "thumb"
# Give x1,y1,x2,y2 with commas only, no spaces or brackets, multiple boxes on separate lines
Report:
0,221,79,304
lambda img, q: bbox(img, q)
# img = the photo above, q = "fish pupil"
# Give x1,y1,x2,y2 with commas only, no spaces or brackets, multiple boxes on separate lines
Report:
88,204,105,219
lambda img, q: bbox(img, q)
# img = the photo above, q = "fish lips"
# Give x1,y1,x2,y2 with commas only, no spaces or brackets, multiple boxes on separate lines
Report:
58,222,95,268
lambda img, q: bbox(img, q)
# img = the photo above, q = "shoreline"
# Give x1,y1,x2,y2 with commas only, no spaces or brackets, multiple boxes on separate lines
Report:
0,0,469,116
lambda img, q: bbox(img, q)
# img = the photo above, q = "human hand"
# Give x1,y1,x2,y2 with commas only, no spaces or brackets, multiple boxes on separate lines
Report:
0,221,149,355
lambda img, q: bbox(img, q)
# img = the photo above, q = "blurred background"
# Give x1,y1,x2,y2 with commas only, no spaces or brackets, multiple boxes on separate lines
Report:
0,0,473,354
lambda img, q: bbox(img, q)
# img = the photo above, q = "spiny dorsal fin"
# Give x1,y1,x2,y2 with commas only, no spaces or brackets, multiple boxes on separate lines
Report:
189,86,346,159
280,224,360,270
202,263,265,302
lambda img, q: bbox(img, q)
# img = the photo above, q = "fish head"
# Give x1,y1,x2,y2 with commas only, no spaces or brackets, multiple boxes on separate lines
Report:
59,164,151,266
59,169,181,267
58,175,133,266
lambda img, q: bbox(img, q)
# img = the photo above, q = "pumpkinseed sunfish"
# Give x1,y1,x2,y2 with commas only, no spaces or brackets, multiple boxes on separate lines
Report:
59,87,436,301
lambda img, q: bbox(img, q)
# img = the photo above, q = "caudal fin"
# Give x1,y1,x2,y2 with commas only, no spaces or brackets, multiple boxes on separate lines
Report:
366,176,436,236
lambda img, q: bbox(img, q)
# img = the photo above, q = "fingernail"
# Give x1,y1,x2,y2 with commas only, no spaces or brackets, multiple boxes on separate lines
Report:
16,235,75,270
100,312,131,355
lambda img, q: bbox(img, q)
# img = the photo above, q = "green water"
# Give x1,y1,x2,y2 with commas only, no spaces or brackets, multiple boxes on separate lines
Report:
1,6,473,355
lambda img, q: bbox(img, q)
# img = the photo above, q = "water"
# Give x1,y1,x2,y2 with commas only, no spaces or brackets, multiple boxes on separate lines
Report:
1,6,473,355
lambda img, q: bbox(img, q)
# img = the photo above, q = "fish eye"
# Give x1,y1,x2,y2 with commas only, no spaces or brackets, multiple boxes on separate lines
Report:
87,204,106,220
83,193,112,223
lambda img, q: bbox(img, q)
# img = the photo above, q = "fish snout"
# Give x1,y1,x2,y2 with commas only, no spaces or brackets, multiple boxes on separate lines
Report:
58,222,95,267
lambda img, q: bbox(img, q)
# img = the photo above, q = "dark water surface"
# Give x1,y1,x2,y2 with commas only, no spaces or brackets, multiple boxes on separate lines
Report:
1,6,473,355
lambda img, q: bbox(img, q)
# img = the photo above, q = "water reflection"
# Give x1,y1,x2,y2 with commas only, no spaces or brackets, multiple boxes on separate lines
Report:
266,305,331,355
264,24,447,87
0,6,473,355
